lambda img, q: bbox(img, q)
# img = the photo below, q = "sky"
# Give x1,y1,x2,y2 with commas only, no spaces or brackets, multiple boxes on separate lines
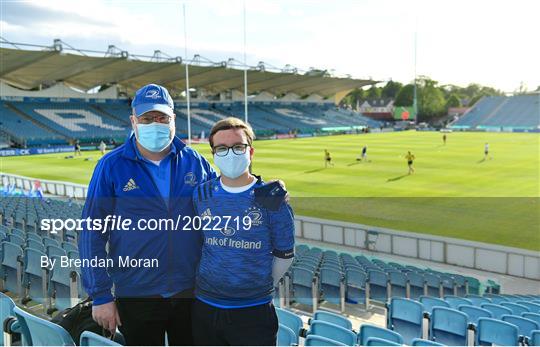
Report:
1,0,539,93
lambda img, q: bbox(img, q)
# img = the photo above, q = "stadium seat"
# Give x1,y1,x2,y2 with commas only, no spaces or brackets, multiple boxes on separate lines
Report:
277,324,297,347
501,302,530,315
26,232,42,243
365,337,402,346
43,237,60,249
7,234,25,247
304,335,346,346
312,311,352,330
480,303,513,319
457,304,492,325
424,274,441,297
291,267,316,307
22,248,48,305
345,268,367,304
388,270,407,298
483,294,509,305
501,314,539,341
386,297,423,345
358,324,404,346
476,317,519,346
444,295,472,309
46,245,67,258
80,331,121,346
410,338,444,346
26,239,45,252
517,301,540,313
1,241,24,296
523,312,540,327
9,228,25,239
428,307,469,345
440,275,455,296
407,272,425,300
61,242,78,253
319,267,343,306
307,320,356,346
1,292,24,346
530,330,540,346
419,296,449,315
276,308,303,343
368,270,388,302
13,306,75,345
465,294,491,306
48,255,82,312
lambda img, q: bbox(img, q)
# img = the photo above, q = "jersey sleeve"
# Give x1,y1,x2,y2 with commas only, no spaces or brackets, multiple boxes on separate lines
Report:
268,202,295,259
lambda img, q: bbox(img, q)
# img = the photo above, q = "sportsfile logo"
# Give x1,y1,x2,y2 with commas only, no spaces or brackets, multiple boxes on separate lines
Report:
123,178,139,192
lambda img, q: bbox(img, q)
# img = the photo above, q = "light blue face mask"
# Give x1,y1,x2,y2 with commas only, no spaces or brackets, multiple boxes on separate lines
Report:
214,151,250,179
136,123,173,152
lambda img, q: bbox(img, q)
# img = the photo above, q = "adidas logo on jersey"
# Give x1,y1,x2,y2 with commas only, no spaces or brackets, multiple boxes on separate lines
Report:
201,208,212,217
123,178,139,192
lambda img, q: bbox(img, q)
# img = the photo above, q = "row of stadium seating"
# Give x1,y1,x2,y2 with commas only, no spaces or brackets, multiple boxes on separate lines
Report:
276,296,540,346
279,245,496,313
451,95,540,130
0,99,381,147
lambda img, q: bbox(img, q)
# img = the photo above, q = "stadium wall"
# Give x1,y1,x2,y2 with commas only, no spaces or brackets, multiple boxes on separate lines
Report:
295,215,540,280
2,172,538,281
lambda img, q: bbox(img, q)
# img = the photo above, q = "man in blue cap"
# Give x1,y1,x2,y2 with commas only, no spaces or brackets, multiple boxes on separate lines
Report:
79,84,216,345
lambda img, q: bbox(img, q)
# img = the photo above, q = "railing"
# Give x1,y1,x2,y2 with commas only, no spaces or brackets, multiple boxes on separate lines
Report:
0,172,87,199
294,215,540,280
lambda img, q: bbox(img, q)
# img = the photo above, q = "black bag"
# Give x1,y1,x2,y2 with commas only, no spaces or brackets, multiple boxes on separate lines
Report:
51,298,104,344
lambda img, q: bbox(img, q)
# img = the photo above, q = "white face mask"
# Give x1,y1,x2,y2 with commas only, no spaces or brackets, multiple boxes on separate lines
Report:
213,150,250,179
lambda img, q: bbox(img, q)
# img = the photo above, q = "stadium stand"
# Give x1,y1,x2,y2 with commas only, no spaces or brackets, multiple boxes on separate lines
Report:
451,94,540,131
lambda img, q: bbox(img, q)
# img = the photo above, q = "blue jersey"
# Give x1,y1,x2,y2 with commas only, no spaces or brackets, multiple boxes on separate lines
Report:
192,176,295,308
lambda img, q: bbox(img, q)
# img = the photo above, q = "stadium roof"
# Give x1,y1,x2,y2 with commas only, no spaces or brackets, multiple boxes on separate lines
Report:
0,42,377,101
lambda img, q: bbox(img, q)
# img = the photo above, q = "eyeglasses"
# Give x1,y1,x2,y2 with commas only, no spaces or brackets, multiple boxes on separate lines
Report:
213,144,249,157
137,114,172,124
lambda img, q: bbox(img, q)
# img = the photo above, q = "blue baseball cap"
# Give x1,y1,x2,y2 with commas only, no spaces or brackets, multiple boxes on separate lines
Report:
131,84,174,117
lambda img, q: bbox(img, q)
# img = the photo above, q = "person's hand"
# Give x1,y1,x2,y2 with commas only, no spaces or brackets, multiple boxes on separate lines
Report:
270,179,290,202
92,301,122,333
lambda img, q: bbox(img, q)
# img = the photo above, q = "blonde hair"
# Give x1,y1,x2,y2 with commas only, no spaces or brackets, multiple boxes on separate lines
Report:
209,117,255,148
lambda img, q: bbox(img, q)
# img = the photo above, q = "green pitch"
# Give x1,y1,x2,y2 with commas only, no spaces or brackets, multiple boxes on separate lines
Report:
1,131,538,250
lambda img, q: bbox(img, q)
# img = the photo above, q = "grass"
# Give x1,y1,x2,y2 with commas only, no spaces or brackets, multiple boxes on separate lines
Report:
1,131,538,250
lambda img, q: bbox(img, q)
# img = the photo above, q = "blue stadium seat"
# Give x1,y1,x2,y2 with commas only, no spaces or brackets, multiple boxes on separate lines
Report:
424,274,441,298
13,306,75,346
80,331,121,346
523,312,540,327
358,324,404,346
407,272,425,300
1,241,23,295
7,234,25,247
290,266,317,307
22,248,48,304
419,296,449,315
411,338,444,346
345,269,367,304
365,337,402,346
484,293,509,305
465,294,491,306
368,270,388,302
429,307,469,345
388,270,407,298
61,241,78,253
319,267,342,305
517,301,540,313
312,310,352,330
457,304,492,325
277,324,296,347
43,237,60,249
530,330,540,346
26,232,42,243
26,239,45,252
0,292,23,346
48,255,82,312
476,317,519,346
480,303,513,319
47,245,67,258
275,308,303,343
501,302,530,315
9,228,25,239
387,297,423,345
440,275,455,296
305,335,346,346
501,314,539,342
444,295,472,309
307,320,356,346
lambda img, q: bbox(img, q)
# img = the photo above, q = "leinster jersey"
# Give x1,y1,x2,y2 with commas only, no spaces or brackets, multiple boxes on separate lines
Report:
192,176,295,308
